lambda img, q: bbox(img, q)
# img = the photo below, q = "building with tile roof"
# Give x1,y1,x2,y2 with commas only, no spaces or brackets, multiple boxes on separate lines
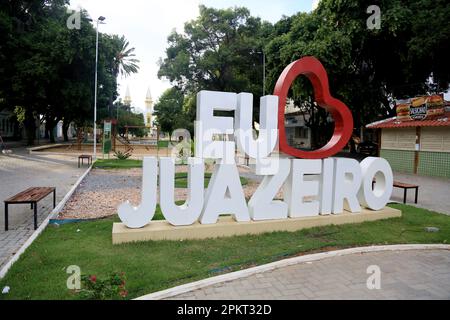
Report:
366,103,450,178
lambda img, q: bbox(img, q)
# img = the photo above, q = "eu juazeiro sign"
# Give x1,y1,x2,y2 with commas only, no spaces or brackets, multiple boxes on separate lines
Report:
118,57,394,228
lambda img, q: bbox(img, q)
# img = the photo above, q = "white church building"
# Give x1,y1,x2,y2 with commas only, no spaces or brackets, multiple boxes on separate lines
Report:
123,85,157,137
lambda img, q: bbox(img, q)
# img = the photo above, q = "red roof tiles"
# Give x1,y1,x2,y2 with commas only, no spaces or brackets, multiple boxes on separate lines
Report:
367,112,450,129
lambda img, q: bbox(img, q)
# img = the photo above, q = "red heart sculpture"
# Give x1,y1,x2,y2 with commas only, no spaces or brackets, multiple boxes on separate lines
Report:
274,56,353,159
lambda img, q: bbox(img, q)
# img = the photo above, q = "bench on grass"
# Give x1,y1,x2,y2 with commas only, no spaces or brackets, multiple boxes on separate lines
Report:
4,187,56,231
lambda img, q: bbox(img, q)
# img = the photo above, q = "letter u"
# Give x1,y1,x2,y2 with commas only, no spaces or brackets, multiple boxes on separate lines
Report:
160,157,205,226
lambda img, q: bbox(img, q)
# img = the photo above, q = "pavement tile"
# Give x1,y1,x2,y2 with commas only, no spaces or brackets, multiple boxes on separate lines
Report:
168,250,450,300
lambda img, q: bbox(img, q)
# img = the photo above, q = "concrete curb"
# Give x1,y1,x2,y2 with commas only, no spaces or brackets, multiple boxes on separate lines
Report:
28,144,65,153
0,164,93,279
136,244,450,300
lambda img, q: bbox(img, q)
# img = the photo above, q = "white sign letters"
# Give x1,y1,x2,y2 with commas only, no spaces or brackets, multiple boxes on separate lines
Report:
119,90,394,229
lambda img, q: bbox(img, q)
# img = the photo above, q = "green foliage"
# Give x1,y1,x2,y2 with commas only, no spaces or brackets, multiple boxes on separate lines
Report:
158,5,272,122
265,0,450,127
115,103,148,138
3,1,448,145
112,35,140,77
173,172,248,188
159,2,449,129
154,88,192,135
13,106,26,125
157,140,169,148
113,150,132,160
0,1,139,144
78,272,128,300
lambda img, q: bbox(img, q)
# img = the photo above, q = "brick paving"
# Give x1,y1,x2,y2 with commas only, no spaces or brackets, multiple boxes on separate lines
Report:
0,148,85,269
391,173,450,215
168,250,450,300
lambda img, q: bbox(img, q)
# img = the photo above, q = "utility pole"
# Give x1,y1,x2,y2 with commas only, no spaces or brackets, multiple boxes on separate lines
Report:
93,16,106,160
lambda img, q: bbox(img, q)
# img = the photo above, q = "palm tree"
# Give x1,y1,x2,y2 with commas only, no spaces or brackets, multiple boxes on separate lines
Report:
112,35,140,78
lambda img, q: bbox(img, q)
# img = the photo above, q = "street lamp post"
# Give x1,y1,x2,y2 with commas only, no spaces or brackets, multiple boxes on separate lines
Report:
93,16,106,160
263,51,266,96
256,50,266,96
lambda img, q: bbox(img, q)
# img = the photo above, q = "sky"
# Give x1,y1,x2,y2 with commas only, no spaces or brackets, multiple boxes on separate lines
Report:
69,0,316,113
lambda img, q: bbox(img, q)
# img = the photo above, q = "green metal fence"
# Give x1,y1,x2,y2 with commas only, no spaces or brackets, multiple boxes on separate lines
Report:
380,149,415,174
418,151,450,178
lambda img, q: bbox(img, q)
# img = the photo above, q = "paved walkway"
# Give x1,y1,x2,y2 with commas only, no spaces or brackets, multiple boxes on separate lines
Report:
168,249,450,300
391,172,450,215
0,148,85,269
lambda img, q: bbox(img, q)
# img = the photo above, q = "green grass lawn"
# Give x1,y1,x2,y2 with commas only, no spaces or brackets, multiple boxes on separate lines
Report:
174,172,248,188
93,159,143,169
157,141,169,148
0,204,448,300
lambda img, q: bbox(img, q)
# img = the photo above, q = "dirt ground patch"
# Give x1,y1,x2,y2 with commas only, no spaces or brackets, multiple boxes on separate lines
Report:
58,165,269,219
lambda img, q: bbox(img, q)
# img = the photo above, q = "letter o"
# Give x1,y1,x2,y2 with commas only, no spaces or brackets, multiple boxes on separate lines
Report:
358,157,393,211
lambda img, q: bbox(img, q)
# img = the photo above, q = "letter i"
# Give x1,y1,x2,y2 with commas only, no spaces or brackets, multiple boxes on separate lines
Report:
320,158,334,215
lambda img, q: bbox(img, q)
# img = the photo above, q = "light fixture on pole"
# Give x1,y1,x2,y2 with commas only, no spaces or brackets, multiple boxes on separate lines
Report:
93,16,106,160
256,50,266,96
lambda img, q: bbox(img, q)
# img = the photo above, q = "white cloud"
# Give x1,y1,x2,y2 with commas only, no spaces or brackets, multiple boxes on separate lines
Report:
69,1,311,112
70,0,200,113
312,0,320,11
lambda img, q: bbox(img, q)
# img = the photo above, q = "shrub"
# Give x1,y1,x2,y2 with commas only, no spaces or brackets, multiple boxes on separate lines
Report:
78,272,128,300
114,150,132,160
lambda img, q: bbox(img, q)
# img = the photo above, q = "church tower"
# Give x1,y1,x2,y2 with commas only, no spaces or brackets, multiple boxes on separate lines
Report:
123,85,132,107
145,87,154,127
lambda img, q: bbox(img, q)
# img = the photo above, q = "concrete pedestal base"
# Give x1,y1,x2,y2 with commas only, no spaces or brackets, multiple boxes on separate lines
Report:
112,207,401,245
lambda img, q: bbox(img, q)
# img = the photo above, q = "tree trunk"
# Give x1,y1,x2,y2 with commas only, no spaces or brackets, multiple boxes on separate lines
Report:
25,109,36,146
77,127,83,151
62,120,70,142
310,127,319,150
45,119,52,141
44,120,49,139
49,125,55,143
46,116,60,144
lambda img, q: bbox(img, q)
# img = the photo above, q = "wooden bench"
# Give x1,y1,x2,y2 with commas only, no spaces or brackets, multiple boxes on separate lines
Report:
4,187,56,231
372,180,419,204
393,181,419,204
78,154,92,168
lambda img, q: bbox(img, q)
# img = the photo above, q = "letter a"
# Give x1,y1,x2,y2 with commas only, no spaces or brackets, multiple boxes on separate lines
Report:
200,164,250,224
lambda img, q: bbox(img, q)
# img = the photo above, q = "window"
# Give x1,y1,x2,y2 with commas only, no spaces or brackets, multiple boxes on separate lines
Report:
295,127,309,139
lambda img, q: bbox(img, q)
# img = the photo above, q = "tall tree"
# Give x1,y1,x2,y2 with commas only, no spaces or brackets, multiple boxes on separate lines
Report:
153,88,186,138
0,1,140,144
158,5,272,122
265,0,450,133
113,100,147,138
0,0,70,144
112,35,140,78
101,34,140,119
